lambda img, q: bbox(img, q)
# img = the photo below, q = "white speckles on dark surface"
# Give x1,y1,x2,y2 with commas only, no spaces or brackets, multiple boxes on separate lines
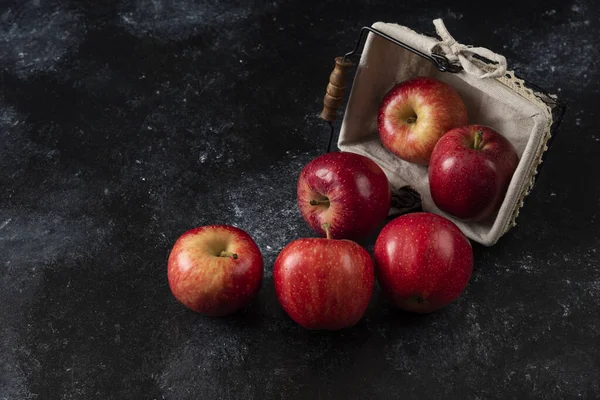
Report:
0,103,19,127
0,103,116,398
446,9,464,20
497,1,599,91
223,153,313,278
1,0,600,398
0,329,36,399
0,1,85,78
158,328,253,398
117,0,259,41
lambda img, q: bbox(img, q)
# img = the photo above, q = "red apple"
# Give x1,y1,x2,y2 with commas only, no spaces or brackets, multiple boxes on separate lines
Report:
297,152,391,240
378,76,468,165
429,125,519,221
273,223,374,330
374,212,473,313
167,225,263,316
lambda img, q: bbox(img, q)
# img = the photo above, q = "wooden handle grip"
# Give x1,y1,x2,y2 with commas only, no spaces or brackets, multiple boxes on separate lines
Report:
319,57,354,122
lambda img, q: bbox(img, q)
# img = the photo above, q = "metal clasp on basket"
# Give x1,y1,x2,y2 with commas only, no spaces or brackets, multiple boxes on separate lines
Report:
343,27,462,73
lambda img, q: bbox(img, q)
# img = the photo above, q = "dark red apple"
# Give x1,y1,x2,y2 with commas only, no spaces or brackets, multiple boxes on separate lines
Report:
374,212,473,313
297,152,391,240
429,124,519,221
378,76,468,165
167,225,263,316
273,223,374,330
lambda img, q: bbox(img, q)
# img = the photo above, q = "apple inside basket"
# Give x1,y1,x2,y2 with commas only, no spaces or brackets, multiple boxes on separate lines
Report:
337,22,553,246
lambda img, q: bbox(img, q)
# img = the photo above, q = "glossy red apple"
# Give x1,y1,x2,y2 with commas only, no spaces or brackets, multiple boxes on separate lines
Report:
378,76,468,165
273,223,374,330
374,212,473,313
429,125,519,221
297,152,391,240
167,225,263,316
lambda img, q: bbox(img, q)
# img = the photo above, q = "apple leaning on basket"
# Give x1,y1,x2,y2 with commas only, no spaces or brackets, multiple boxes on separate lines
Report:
288,151,474,327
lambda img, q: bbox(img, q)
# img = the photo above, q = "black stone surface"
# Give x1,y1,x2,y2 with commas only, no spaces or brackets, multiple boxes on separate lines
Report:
1,1,599,398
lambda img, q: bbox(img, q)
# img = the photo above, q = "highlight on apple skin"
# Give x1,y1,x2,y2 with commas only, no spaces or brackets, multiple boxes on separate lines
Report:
428,124,519,222
297,151,391,241
273,223,374,330
378,76,468,165
374,212,473,314
167,225,264,316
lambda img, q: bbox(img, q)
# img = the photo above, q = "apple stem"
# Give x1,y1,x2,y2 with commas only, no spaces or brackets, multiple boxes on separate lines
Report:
473,130,484,150
322,222,332,240
405,116,417,124
309,199,330,206
219,251,238,260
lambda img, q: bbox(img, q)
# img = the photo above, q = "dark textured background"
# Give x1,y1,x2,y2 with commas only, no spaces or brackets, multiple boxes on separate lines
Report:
1,0,599,398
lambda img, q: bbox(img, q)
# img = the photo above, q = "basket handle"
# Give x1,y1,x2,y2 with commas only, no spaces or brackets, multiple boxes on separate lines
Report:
319,57,354,123
318,26,461,126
